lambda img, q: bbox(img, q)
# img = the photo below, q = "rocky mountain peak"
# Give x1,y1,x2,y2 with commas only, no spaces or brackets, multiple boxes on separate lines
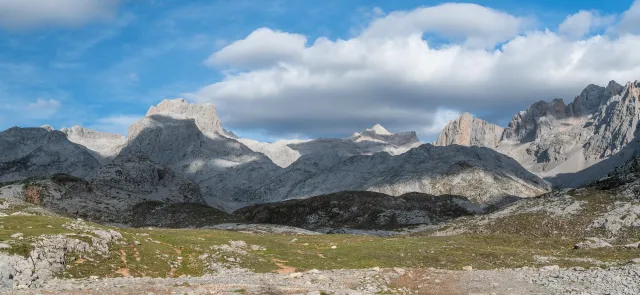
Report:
350,124,420,146
39,125,54,132
435,113,503,148
367,124,392,135
145,98,223,136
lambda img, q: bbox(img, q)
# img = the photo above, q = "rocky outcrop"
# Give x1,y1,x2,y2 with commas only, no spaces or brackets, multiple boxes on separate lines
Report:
236,191,480,230
584,81,640,159
0,220,122,289
0,127,100,182
501,98,568,143
435,113,504,148
61,126,126,164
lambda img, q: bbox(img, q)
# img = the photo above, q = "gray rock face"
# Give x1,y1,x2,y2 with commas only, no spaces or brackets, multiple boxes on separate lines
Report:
435,113,504,148
0,127,100,182
436,80,640,187
502,98,568,143
584,81,640,159
122,114,279,211
251,144,549,206
22,157,205,223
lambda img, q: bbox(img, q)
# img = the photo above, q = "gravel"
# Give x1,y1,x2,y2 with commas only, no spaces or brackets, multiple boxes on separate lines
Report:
4,265,639,294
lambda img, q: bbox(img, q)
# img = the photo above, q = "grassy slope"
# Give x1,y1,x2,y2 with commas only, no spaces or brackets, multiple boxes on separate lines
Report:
0,204,638,280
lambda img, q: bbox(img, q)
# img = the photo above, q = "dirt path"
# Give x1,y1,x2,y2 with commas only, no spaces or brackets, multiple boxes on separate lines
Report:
271,258,297,274
114,249,131,278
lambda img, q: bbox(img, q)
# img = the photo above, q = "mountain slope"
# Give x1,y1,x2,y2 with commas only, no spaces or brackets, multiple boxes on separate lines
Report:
121,113,281,211
236,191,480,230
251,144,549,206
0,127,100,182
6,152,205,223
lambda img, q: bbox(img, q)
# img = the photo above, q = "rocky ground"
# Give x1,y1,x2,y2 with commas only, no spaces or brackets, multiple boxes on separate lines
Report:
4,264,640,294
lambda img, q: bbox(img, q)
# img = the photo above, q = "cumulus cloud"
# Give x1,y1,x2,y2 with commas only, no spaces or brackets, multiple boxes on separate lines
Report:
361,3,531,48
188,2,640,140
0,0,120,29
91,114,141,136
423,109,463,135
205,28,307,69
617,0,640,34
559,10,616,38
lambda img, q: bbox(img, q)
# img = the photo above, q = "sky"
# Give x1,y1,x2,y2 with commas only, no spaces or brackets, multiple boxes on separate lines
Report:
1,0,640,142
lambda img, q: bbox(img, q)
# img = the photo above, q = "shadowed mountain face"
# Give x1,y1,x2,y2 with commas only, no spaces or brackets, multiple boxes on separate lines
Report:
0,127,100,182
235,191,481,230
120,114,280,211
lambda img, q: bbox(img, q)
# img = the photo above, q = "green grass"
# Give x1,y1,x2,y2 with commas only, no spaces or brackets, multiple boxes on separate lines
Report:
0,213,638,279
1,187,638,280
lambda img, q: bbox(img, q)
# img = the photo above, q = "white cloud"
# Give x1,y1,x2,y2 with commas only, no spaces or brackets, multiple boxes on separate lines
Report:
1,98,62,121
26,98,61,119
617,0,640,34
205,28,307,69
91,115,141,136
362,3,531,48
0,0,120,29
559,10,616,38
27,98,61,111
188,2,640,141
423,109,462,135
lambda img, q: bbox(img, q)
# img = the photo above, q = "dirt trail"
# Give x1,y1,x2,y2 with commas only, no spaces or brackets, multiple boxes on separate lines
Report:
271,258,297,274
115,249,131,278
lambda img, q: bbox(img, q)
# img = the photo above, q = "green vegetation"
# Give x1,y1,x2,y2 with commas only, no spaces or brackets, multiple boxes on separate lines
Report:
2,210,637,280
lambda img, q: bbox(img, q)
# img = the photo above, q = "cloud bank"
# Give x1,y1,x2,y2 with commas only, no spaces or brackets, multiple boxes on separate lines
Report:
0,0,120,29
193,1,639,139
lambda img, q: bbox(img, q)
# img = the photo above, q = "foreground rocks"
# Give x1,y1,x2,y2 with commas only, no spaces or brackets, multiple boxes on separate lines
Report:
0,219,123,289
5,265,639,294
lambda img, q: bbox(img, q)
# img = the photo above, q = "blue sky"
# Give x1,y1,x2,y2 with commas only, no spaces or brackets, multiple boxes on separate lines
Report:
1,0,639,142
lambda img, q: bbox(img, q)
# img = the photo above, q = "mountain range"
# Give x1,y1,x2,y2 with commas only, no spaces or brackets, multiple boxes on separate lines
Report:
436,80,640,187
1,80,639,221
